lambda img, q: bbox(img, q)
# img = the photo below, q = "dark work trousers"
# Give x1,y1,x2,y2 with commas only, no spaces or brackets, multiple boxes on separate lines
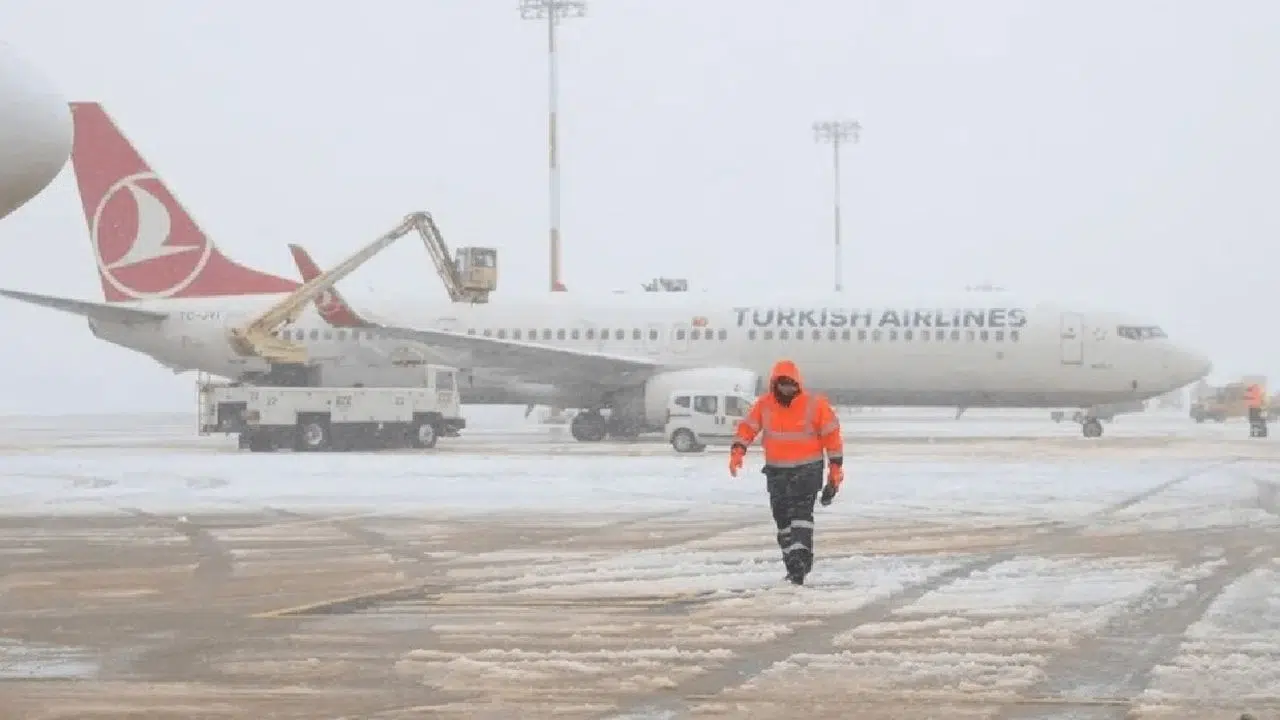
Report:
765,461,825,577
1249,407,1267,436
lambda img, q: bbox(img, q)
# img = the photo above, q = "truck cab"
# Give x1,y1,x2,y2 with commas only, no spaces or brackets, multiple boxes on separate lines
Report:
665,390,754,453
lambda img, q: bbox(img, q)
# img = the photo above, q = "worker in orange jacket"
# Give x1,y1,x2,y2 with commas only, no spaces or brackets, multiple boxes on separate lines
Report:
729,359,844,585
1245,383,1267,437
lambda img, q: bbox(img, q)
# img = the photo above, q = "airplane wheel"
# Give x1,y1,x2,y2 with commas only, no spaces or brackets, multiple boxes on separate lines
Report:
1082,419,1103,438
570,411,607,442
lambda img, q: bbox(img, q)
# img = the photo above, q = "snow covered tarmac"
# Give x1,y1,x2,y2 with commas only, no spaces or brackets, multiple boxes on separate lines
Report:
0,413,1278,718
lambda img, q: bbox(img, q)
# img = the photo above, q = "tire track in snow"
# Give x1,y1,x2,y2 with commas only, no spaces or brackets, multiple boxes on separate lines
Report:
254,506,754,608
117,508,234,596
994,542,1274,720
605,459,1241,719
115,507,240,680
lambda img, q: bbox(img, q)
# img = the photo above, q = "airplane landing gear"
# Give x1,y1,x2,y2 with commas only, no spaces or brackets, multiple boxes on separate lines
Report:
570,410,607,442
1081,417,1103,438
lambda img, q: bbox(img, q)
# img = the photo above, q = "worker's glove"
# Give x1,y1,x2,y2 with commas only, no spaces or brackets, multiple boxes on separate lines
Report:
729,444,746,477
820,483,839,506
820,462,844,506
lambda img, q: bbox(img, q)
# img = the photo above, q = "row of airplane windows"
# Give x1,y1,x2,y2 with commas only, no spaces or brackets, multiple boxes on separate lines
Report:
278,326,1023,344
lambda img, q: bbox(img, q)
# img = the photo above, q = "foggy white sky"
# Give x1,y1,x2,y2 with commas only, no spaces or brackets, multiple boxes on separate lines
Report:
0,0,1277,414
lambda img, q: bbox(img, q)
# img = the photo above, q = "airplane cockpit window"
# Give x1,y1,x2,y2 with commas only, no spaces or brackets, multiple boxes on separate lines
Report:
1117,325,1168,341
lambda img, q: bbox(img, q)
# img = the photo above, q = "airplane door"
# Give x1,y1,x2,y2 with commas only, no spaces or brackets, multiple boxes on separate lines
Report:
1060,312,1084,365
644,322,665,355
670,323,690,354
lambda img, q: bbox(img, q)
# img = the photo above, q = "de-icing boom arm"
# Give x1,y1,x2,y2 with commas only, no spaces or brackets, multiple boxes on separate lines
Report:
227,212,436,365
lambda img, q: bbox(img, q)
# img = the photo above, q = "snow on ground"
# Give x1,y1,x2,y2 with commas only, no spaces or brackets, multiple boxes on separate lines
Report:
0,448,1236,523
1139,562,1280,708
856,556,1183,647
471,547,961,616
2,412,1278,715
1100,458,1280,530
740,558,1232,702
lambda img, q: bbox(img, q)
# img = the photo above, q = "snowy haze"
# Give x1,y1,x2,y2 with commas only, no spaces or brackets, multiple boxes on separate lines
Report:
0,0,1276,414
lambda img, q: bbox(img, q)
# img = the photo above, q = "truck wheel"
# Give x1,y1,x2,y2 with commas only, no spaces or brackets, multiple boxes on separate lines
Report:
671,429,699,453
296,420,330,451
411,419,438,449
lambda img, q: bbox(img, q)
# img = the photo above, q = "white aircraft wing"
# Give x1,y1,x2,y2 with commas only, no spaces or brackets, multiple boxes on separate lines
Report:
0,288,166,324
368,325,666,387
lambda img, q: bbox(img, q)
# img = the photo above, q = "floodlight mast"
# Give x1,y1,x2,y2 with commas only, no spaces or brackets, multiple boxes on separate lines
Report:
812,119,861,293
520,0,586,292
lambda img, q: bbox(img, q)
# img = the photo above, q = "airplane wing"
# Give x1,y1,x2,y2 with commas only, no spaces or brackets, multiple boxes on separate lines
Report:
0,288,167,324
368,325,666,387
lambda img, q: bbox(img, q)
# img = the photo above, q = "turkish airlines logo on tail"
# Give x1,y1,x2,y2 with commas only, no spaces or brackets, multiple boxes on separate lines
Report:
315,288,343,315
92,172,213,300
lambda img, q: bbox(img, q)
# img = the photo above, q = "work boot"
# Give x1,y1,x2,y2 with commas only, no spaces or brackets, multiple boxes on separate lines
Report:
784,556,806,585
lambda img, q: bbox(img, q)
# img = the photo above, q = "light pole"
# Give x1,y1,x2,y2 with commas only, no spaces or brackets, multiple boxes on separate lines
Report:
520,0,586,292
812,119,861,293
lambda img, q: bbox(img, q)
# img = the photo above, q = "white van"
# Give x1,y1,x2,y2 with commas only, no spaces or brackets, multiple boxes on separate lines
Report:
665,390,755,453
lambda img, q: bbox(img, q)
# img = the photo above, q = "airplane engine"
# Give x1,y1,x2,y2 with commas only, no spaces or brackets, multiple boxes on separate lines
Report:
637,367,759,428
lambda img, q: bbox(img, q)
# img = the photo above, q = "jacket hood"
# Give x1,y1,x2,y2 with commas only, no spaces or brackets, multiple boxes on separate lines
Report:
769,359,803,388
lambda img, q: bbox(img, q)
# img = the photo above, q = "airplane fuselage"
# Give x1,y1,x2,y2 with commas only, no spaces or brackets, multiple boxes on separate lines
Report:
10,99,1211,440
87,294,1210,412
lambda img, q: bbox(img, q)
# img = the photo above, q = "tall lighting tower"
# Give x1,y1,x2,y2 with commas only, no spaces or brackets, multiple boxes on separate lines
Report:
520,0,586,292
812,119,861,293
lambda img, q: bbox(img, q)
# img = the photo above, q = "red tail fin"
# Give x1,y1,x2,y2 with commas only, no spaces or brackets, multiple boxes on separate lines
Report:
287,244,372,327
68,102,300,303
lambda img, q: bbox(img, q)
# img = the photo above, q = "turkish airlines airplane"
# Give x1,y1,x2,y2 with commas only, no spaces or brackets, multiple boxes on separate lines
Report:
0,42,72,220
0,103,1212,441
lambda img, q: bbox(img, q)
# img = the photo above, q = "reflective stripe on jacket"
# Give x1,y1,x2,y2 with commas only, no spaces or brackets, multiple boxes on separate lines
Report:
734,359,843,468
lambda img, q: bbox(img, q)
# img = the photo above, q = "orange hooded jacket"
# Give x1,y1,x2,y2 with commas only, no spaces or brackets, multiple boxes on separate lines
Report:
733,359,843,469
1246,384,1265,409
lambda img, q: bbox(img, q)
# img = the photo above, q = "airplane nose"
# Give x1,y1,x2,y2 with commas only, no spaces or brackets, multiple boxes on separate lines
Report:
1179,349,1212,384
0,43,72,220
